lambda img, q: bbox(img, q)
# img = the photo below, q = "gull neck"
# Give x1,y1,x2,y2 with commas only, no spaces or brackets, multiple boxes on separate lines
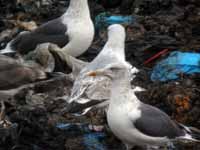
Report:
64,0,90,19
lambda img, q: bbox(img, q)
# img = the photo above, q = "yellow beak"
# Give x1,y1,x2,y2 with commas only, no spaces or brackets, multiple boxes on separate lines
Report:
87,71,98,77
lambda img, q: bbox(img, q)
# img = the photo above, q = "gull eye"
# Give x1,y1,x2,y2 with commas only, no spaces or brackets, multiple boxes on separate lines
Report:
109,67,118,72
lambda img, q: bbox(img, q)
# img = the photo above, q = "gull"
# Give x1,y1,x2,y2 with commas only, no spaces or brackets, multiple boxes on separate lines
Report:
0,0,94,57
66,24,140,115
87,62,200,150
0,55,46,90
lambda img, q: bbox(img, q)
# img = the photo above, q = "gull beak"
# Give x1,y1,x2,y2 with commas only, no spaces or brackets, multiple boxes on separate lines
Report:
87,70,113,79
87,70,102,77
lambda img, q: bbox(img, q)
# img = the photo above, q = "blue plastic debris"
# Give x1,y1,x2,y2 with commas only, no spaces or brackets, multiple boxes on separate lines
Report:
151,51,200,82
95,12,134,29
84,132,107,150
56,123,107,150
56,123,72,129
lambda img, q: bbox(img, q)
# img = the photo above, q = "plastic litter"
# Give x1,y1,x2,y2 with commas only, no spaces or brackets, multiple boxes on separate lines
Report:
56,123,107,150
95,12,134,29
151,51,200,82
143,49,170,65
83,132,107,150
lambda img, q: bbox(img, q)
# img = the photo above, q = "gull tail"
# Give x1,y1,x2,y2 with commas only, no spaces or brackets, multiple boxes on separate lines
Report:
178,123,200,143
62,96,108,116
65,99,106,114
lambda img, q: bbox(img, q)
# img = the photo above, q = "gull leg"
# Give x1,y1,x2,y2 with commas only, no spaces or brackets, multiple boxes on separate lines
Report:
146,145,160,150
89,112,95,130
0,101,18,142
166,142,175,150
88,112,104,132
125,143,134,150
0,101,5,121
0,101,12,128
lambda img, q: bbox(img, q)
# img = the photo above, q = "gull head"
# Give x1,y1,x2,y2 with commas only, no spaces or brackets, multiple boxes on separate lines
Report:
108,24,125,37
100,24,126,59
87,61,131,80
107,24,126,48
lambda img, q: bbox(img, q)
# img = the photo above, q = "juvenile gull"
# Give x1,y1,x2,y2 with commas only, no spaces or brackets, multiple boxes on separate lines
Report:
0,55,46,90
87,63,200,150
67,24,139,114
0,0,94,56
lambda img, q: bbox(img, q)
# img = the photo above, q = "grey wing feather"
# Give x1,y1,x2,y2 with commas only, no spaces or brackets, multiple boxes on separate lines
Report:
0,55,21,71
0,55,44,90
134,103,185,138
34,18,67,35
11,18,69,54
